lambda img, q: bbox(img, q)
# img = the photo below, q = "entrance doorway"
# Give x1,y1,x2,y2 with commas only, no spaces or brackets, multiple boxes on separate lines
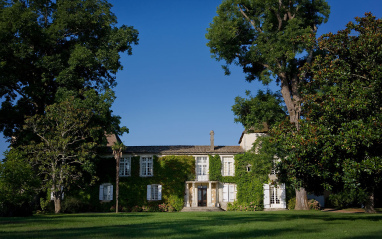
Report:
198,186,207,206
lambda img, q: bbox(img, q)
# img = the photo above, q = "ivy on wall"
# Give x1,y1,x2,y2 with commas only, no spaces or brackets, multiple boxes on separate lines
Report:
208,155,221,181
74,155,196,212
208,151,273,208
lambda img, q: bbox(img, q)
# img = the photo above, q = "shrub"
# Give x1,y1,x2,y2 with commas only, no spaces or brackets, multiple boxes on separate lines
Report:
227,201,261,211
62,197,89,213
167,195,184,212
131,205,142,212
288,197,296,210
308,199,321,210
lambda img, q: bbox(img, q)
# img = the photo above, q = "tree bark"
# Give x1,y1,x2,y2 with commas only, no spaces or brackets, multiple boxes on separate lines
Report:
279,73,309,210
54,196,61,214
365,192,376,213
116,155,120,213
295,187,309,210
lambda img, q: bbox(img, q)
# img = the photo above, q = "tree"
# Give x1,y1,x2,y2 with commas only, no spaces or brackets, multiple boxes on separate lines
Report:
112,141,126,213
0,0,138,143
23,95,103,213
232,89,286,130
206,0,330,210
274,13,382,213
0,149,40,216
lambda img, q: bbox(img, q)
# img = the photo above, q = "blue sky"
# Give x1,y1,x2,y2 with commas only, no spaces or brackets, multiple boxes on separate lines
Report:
1,0,382,159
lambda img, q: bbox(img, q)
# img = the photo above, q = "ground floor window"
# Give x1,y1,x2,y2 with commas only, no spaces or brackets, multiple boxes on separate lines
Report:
99,183,113,201
147,184,162,200
270,185,281,204
222,184,237,202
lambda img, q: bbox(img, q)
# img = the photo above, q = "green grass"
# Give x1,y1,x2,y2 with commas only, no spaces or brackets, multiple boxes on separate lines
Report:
0,211,381,239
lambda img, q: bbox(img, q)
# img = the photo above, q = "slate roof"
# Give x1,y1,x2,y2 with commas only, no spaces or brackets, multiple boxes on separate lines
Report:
123,145,245,155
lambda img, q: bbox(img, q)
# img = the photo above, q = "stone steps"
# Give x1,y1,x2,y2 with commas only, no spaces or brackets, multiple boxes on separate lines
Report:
181,207,225,212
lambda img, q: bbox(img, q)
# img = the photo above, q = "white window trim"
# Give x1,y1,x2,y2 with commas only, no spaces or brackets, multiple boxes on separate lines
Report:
140,156,153,177
147,184,162,201
99,183,113,201
221,156,235,176
119,157,131,177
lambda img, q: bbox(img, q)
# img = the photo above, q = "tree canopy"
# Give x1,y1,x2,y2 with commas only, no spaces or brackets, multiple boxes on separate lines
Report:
23,93,108,213
232,90,286,130
0,0,138,141
273,13,382,213
206,0,330,124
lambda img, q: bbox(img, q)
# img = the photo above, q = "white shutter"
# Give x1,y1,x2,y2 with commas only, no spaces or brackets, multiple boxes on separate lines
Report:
223,162,228,176
51,190,54,200
223,184,228,202
229,184,234,202
263,184,270,209
108,185,113,201
99,185,104,200
158,185,162,200
147,185,151,200
280,183,286,208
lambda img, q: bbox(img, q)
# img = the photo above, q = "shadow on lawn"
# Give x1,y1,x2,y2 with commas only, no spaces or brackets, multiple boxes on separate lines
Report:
1,212,382,239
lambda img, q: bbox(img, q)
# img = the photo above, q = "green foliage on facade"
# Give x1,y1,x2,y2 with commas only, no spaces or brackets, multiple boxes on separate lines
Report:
234,152,271,207
65,155,196,212
208,150,273,209
208,155,222,181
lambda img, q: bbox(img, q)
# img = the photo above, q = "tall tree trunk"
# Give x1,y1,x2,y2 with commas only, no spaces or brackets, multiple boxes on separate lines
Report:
280,74,309,210
54,196,61,214
365,192,376,214
116,156,120,213
295,187,309,210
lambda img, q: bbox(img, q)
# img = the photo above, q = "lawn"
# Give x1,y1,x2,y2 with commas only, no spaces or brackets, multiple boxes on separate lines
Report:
0,210,381,239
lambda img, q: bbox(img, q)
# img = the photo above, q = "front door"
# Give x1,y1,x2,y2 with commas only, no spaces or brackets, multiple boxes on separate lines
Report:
198,186,207,206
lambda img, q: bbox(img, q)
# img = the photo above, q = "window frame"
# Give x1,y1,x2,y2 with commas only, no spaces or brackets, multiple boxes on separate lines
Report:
119,157,131,177
140,156,153,177
147,184,162,201
99,183,113,201
221,156,235,176
195,156,208,181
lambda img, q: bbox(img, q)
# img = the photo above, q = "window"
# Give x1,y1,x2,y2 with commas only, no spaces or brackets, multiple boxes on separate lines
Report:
196,156,208,181
99,183,113,201
140,156,153,177
270,185,281,204
246,164,252,172
119,157,131,176
222,184,237,202
222,156,235,176
147,184,162,200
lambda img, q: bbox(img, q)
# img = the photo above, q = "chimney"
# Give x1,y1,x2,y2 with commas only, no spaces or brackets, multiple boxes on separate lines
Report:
210,130,214,151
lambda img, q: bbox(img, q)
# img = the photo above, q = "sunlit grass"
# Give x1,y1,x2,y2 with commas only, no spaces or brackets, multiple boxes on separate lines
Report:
0,210,381,238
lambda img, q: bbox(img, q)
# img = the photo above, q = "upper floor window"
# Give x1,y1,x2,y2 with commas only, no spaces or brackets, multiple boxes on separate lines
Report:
196,156,208,181
140,156,153,177
222,156,235,176
119,157,131,177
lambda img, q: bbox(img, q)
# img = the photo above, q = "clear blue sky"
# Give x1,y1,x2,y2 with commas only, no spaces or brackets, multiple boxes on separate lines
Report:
1,0,381,159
